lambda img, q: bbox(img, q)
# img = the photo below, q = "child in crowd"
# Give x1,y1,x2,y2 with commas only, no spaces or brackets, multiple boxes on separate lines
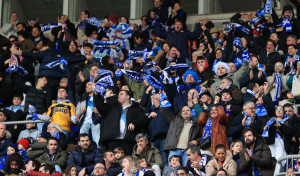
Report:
0,144,17,170
162,155,181,176
17,117,41,143
6,94,23,112
136,157,155,175
17,138,30,162
114,147,125,164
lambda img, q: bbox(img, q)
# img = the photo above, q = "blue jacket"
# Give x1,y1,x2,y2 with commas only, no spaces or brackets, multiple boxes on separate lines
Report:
22,48,86,79
147,107,170,141
155,23,202,59
67,142,103,174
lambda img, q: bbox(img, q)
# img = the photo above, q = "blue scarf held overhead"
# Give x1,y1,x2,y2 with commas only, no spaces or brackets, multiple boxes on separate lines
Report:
6,65,28,76
202,118,213,139
115,69,145,83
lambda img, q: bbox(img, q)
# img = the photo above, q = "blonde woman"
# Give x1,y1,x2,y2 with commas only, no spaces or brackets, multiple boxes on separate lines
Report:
118,156,143,176
47,122,68,150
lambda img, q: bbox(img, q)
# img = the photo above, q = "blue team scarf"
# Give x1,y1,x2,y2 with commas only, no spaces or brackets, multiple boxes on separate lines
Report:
242,49,251,63
145,75,164,90
256,0,272,17
163,63,189,71
115,69,145,83
282,18,292,33
94,75,114,96
5,65,28,76
143,61,158,75
7,105,21,112
115,61,124,68
234,56,243,68
242,111,252,128
159,92,172,108
78,17,103,32
51,131,60,140
246,89,255,96
41,23,62,32
93,40,125,49
258,63,267,76
202,118,213,139
107,23,133,41
262,117,276,137
255,104,268,117
233,23,251,35
223,22,233,33
128,49,153,61
285,55,300,75
45,58,68,70
233,37,243,50
212,58,222,72
249,16,262,26
273,73,282,105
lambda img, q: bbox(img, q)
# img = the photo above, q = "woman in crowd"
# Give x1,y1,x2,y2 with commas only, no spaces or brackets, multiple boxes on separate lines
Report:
205,144,237,176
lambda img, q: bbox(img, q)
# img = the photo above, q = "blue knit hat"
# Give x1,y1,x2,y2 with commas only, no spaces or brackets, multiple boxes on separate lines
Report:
183,70,199,83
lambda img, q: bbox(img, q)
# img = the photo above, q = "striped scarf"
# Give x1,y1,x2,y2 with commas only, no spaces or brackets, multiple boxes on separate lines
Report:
115,69,145,83
255,104,267,117
282,18,292,33
242,111,252,128
202,118,213,139
273,73,282,105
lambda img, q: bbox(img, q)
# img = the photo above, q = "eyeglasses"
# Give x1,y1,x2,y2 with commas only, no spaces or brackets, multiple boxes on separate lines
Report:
92,32,98,34
246,107,256,110
47,126,56,130
276,108,283,111
10,40,15,43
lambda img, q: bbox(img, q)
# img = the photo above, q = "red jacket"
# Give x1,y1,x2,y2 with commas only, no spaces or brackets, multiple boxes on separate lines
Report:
29,171,63,176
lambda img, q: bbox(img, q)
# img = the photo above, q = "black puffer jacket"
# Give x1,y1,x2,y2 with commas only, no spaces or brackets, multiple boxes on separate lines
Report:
258,50,283,76
94,94,147,144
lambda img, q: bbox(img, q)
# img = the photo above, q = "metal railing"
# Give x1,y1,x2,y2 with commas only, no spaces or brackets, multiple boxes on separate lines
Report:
274,155,300,176
2,120,45,125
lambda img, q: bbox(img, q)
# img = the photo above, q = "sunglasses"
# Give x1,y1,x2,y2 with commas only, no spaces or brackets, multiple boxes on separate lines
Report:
10,40,15,43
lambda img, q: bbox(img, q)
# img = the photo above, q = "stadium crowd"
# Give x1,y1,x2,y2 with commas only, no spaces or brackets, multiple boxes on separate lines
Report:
1,0,300,175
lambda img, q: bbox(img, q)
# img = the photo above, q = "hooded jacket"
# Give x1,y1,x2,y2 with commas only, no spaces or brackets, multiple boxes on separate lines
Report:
192,56,215,82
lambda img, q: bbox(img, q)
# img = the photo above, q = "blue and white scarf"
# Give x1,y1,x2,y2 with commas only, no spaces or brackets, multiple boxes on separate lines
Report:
242,111,252,128
233,23,251,36
234,56,243,68
282,18,292,33
249,16,262,26
242,49,251,63
145,75,164,90
107,23,133,40
128,49,153,61
256,0,272,17
28,104,39,120
160,70,180,84
159,92,172,108
223,22,233,33
258,63,267,76
212,58,222,72
94,75,114,96
202,118,213,139
7,105,21,112
285,55,300,75
41,23,62,32
45,58,68,70
93,40,125,49
246,89,256,96
273,73,282,105
115,61,124,68
115,69,145,83
163,63,189,71
262,117,276,137
5,65,28,76
255,104,268,117
143,61,158,75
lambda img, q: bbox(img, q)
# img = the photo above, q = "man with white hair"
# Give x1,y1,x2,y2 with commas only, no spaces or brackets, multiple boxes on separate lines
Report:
210,61,249,98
